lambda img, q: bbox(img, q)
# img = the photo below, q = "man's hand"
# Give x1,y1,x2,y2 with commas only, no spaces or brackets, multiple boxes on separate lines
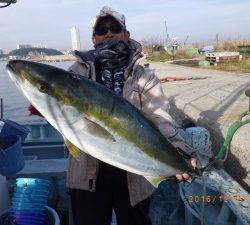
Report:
175,158,196,182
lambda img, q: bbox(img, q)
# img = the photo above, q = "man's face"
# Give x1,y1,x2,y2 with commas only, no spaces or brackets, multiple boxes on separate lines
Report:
92,16,129,44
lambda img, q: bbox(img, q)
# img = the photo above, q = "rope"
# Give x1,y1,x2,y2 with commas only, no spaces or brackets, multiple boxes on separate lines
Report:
200,174,206,225
215,111,250,161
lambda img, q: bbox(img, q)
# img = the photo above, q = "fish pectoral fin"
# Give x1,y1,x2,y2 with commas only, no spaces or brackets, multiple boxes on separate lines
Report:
144,176,167,188
64,138,82,161
85,121,116,142
73,116,116,142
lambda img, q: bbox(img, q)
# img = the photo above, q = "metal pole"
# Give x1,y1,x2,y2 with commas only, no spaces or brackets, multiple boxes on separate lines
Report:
164,20,169,46
172,46,175,61
245,89,250,112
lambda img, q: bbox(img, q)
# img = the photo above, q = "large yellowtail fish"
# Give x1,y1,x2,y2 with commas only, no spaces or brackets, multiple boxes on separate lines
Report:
6,60,195,186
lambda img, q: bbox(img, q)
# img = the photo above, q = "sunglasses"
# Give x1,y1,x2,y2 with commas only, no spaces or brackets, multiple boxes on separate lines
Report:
94,23,123,36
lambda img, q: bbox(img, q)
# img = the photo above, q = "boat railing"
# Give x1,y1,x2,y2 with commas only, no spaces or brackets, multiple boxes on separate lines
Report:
22,121,64,143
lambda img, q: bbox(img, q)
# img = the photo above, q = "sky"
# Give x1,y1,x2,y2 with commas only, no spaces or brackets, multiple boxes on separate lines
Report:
0,0,250,52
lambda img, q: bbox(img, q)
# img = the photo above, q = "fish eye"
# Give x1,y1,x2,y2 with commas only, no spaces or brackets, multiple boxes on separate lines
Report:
38,83,48,93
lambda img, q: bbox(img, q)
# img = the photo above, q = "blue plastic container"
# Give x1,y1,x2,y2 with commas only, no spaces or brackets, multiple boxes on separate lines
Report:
13,215,44,220
9,178,50,224
0,120,30,143
0,135,25,176
10,211,46,217
199,45,214,53
1,206,60,225
12,201,46,208
16,222,43,225
16,178,50,188
18,222,40,225
15,187,49,195
17,222,44,225
15,219,45,224
13,216,45,225
12,206,46,211
15,220,44,225
13,193,49,200
15,187,49,194
16,186,50,192
12,197,47,204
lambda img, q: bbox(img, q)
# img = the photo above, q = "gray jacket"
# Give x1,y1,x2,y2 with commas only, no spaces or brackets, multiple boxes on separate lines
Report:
66,39,192,206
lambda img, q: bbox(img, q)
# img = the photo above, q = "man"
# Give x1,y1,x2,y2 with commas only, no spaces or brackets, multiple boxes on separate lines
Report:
29,6,196,225
66,6,196,225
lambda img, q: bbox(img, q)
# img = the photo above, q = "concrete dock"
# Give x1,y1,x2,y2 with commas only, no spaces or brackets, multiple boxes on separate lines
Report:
148,61,250,192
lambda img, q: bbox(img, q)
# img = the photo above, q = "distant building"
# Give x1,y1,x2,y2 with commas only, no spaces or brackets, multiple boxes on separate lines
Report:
9,55,21,60
33,44,47,49
70,26,81,51
17,44,32,49
0,49,3,54
61,50,72,55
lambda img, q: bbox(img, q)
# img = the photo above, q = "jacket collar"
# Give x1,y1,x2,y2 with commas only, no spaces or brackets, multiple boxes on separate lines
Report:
74,49,96,63
73,38,143,80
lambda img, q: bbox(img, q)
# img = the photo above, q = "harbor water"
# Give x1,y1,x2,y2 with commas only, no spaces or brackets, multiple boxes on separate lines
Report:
0,61,73,124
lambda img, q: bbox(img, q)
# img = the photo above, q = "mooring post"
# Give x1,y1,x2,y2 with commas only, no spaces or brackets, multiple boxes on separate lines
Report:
245,89,250,112
0,98,3,120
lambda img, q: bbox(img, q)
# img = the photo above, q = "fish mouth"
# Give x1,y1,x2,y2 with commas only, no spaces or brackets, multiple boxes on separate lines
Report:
6,60,20,78
6,62,17,80
6,62,15,73
6,61,24,86
6,60,24,76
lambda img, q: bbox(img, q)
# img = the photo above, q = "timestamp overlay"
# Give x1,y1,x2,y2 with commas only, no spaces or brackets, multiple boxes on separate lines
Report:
188,194,249,204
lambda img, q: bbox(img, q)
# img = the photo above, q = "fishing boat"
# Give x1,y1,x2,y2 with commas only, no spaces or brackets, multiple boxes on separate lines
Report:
0,120,249,225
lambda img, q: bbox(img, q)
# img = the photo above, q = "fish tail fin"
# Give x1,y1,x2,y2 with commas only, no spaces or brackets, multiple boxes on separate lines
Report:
64,139,82,161
144,176,167,188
